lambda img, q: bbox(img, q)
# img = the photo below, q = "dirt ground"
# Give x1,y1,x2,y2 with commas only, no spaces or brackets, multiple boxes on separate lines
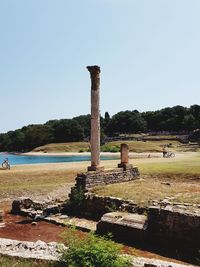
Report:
0,202,192,265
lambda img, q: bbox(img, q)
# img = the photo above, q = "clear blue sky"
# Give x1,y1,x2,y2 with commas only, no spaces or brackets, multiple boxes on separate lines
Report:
0,0,200,133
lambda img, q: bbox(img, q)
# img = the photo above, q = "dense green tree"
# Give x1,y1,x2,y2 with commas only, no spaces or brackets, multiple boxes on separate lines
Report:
23,124,53,150
73,115,91,137
50,119,84,142
182,114,197,131
189,105,200,128
106,110,147,134
7,130,25,151
1,105,200,152
0,133,11,151
103,111,111,131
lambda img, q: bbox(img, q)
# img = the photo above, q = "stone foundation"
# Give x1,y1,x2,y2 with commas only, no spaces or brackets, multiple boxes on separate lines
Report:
96,206,200,260
97,212,148,245
75,167,139,189
69,167,140,218
82,193,145,219
0,238,63,261
11,197,67,217
11,197,200,263
147,205,200,252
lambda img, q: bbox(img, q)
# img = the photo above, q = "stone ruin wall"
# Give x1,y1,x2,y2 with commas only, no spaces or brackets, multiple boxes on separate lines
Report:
147,206,200,252
75,167,140,189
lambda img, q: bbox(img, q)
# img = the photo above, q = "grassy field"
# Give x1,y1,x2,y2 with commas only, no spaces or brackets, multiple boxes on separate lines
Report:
93,153,200,206
0,163,84,202
32,140,200,153
101,140,180,153
0,152,199,207
33,142,90,153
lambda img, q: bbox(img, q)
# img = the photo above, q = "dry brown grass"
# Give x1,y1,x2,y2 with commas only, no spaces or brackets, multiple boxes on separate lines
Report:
1,152,200,206
0,162,86,201
93,152,200,206
93,179,200,206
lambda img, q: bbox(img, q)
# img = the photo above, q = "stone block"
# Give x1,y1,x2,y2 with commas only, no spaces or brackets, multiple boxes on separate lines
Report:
147,206,200,251
97,212,147,245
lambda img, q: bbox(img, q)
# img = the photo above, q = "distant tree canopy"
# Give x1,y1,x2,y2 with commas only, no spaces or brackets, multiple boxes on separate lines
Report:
106,110,147,134
0,105,200,152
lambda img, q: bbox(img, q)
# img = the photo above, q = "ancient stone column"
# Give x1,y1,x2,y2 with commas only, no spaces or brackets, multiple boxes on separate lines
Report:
118,143,133,170
87,65,103,171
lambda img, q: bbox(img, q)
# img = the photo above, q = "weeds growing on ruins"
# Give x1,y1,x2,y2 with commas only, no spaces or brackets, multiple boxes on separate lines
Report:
59,228,131,267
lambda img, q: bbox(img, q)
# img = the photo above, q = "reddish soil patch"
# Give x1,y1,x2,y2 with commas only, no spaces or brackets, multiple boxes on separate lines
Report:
0,211,65,243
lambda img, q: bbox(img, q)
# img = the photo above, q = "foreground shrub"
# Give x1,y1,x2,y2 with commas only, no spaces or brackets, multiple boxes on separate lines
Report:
59,228,131,267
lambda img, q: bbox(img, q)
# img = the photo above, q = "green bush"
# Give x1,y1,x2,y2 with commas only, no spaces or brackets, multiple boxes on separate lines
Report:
101,145,120,153
70,186,85,209
59,228,131,267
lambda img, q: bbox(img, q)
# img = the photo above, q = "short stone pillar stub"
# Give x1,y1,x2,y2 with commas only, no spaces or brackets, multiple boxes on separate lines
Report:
118,143,133,170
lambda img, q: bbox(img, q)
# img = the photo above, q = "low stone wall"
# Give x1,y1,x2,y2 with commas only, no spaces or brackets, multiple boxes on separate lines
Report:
82,193,145,219
97,212,148,245
69,167,140,218
148,205,200,252
11,197,68,217
96,206,200,261
75,167,139,189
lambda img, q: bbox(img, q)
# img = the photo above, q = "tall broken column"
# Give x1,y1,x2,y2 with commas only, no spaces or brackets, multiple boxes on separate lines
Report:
87,65,103,171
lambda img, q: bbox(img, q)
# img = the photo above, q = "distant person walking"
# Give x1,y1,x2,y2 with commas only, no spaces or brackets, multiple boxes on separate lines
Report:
162,146,167,158
2,158,10,169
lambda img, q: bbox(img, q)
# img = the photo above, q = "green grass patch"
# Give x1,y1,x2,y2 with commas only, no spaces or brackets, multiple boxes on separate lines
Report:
33,142,90,153
32,139,200,153
137,154,200,177
102,140,180,153
0,255,54,267
101,144,120,153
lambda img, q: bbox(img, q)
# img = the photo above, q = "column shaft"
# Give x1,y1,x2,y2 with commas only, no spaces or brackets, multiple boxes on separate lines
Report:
87,65,103,171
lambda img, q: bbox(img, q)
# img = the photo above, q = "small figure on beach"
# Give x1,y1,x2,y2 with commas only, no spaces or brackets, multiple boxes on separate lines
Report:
162,146,167,158
2,158,10,170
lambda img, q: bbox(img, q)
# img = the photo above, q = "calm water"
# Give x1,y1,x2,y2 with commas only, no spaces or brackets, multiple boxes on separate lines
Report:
0,153,117,166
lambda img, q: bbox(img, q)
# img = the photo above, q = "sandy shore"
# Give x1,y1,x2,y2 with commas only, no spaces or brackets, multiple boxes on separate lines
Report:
24,151,163,158
24,151,119,156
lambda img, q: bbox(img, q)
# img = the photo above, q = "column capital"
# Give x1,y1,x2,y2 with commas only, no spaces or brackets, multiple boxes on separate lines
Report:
87,65,101,75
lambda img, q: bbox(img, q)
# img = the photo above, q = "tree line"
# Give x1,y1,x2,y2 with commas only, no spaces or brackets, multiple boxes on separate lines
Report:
0,104,200,152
